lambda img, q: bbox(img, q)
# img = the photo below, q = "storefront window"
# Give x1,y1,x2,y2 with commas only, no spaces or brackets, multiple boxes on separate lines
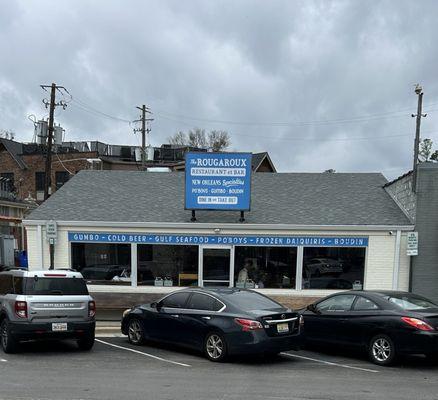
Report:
71,243,131,284
302,247,365,290
137,245,198,287
234,247,297,289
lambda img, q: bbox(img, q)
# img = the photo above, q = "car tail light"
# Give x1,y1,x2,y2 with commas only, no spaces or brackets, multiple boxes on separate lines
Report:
234,318,263,331
401,317,434,331
88,301,96,318
15,301,28,318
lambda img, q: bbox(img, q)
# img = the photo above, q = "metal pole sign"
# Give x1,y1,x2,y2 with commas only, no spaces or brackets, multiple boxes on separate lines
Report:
46,220,58,244
407,231,418,256
185,152,252,211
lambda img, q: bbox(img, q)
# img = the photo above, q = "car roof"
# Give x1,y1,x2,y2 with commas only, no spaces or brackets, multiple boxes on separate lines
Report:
345,290,411,296
181,287,249,295
0,269,84,279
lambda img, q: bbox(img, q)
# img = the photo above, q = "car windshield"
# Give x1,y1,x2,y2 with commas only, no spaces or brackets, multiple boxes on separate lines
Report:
385,294,437,310
227,291,282,310
24,277,89,296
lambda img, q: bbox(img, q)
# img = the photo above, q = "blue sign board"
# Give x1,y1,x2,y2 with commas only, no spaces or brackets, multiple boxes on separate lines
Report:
68,232,368,247
185,152,252,210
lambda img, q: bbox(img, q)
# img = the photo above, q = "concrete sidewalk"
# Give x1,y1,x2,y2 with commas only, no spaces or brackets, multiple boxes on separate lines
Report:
96,320,123,336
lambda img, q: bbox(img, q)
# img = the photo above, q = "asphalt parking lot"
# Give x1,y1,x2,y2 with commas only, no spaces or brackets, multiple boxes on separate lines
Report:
0,336,437,400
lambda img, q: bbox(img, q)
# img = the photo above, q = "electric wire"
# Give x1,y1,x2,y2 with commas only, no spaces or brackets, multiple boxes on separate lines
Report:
66,93,438,142
153,101,438,128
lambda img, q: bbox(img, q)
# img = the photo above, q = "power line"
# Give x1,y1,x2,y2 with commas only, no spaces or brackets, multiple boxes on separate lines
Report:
229,130,438,143
153,100,438,128
70,96,133,123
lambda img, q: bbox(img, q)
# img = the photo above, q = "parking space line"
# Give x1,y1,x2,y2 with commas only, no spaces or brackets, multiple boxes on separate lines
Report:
280,353,378,373
95,339,191,367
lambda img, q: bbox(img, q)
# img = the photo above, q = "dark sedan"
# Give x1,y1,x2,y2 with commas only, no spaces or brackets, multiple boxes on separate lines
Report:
302,290,438,365
121,287,303,362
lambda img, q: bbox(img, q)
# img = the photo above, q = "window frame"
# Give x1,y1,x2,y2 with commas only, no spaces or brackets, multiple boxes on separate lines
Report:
55,170,70,190
35,171,46,191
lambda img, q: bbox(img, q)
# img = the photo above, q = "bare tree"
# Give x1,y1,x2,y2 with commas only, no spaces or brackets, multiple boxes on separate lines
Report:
419,138,434,161
168,131,186,146
188,128,208,148
208,130,231,152
167,128,231,152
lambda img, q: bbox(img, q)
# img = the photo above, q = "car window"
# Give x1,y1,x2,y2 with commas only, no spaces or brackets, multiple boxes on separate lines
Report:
385,294,437,311
160,292,190,308
316,295,356,312
353,296,379,311
24,277,89,295
13,277,24,295
0,274,13,295
228,291,282,310
187,293,223,312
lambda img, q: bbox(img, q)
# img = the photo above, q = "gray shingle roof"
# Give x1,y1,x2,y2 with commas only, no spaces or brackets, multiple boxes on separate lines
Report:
25,170,412,226
0,138,27,169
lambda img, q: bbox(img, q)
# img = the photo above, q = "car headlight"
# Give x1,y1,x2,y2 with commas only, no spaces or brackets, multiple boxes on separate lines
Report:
122,308,131,318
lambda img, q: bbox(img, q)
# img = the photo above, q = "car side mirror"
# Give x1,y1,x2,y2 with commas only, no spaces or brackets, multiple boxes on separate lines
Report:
307,303,318,313
151,301,162,310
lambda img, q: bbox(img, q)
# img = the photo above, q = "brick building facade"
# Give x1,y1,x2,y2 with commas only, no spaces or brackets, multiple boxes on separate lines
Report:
0,139,98,202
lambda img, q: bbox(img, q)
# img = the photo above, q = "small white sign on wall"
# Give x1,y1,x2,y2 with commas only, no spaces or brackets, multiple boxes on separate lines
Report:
46,220,57,244
407,232,418,256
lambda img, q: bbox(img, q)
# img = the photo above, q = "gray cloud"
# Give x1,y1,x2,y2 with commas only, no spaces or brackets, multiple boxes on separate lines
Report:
1,0,437,180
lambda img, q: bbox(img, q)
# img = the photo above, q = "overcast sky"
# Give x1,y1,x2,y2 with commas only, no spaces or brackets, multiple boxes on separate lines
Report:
1,0,438,179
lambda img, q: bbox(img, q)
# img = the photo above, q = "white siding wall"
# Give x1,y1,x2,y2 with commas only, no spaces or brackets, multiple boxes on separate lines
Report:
398,233,410,291
25,226,40,268
365,234,395,290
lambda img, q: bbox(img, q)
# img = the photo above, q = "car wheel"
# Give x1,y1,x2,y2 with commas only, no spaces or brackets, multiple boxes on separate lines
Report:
77,333,95,351
127,318,144,345
0,319,18,354
369,334,396,366
204,332,227,362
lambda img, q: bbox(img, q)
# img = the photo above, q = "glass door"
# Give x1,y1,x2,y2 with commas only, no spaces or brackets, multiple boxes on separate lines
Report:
200,246,233,287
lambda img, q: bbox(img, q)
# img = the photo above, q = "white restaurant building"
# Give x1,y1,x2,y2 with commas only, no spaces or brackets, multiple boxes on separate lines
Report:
22,169,414,305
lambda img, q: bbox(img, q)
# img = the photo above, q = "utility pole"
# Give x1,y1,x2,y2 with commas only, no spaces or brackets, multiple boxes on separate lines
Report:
411,84,427,192
134,105,153,169
40,83,68,201
40,83,68,270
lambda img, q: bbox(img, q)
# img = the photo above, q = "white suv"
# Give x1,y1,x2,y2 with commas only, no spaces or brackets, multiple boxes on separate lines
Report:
0,269,96,353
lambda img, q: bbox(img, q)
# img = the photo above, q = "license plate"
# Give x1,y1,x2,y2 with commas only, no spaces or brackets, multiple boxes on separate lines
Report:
52,323,67,332
277,322,289,333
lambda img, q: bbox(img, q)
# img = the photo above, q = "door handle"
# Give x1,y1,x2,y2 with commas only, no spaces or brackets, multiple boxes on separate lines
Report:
202,316,211,320
170,314,179,318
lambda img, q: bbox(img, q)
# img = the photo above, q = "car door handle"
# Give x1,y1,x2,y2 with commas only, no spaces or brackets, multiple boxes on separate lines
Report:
202,316,211,320
170,314,179,318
